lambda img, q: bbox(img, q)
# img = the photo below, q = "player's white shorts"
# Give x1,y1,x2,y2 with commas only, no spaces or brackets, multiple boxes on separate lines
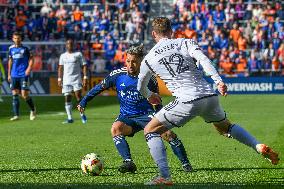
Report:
62,83,82,95
155,95,226,129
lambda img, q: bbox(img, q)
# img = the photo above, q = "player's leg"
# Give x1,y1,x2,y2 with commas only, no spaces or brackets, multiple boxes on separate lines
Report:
213,119,279,165
20,77,36,120
21,90,36,121
111,119,137,173
202,96,279,165
74,89,87,124
10,78,20,121
144,99,198,185
161,130,192,172
63,94,73,123
62,85,73,123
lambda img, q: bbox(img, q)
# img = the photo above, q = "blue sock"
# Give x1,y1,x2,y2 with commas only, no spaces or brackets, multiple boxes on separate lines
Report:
228,124,260,151
113,135,132,161
145,132,170,178
169,137,189,165
12,95,19,116
25,97,35,111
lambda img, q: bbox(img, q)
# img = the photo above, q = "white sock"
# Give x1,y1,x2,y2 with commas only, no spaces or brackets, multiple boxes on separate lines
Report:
145,132,170,178
65,102,73,120
229,124,260,151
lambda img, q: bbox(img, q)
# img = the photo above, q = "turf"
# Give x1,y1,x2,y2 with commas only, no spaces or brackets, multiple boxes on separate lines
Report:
0,95,283,189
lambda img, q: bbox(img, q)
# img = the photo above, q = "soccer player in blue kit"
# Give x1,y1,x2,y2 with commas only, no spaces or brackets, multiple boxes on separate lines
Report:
7,32,36,121
77,44,192,173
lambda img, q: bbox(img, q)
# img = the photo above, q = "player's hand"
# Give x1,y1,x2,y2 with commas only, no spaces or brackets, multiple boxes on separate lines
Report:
77,104,85,113
8,75,11,82
58,80,62,87
83,78,88,87
25,69,31,76
147,93,162,105
217,82,228,96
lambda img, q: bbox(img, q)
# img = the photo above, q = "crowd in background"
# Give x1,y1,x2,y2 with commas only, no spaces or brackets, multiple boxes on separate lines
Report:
172,0,284,76
0,0,150,73
0,0,284,77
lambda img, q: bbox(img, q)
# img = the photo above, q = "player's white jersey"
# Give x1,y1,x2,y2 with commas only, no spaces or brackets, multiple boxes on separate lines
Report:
59,52,87,85
138,38,222,102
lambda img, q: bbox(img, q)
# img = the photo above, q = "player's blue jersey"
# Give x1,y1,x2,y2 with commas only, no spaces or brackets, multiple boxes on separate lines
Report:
8,45,31,78
80,67,159,116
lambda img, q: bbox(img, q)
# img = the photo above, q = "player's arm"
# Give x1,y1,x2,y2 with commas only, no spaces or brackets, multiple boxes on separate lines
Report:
7,48,13,82
80,52,88,87
77,73,115,113
25,50,34,76
185,40,227,96
137,60,161,105
58,55,63,87
148,75,163,111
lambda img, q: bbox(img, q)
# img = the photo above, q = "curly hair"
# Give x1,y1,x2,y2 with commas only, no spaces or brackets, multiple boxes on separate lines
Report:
126,43,144,58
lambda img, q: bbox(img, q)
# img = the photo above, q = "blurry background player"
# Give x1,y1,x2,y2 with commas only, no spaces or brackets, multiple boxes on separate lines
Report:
58,39,88,124
0,57,5,102
77,44,192,173
7,32,36,121
137,17,279,185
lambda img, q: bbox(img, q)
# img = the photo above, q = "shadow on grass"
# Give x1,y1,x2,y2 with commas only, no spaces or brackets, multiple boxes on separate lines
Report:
0,183,283,189
0,96,120,119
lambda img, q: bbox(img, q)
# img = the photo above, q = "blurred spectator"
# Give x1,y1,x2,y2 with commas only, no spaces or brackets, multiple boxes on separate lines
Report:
114,43,126,66
263,42,275,60
92,54,107,73
235,53,248,76
220,57,234,76
238,33,247,51
40,2,52,16
248,52,261,75
72,6,84,22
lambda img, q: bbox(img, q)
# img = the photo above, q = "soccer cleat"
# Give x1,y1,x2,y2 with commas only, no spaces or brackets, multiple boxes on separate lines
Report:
256,144,279,165
62,119,74,124
30,110,36,120
118,160,137,173
145,175,173,185
80,114,87,124
10,116,19,121
182,163,193,172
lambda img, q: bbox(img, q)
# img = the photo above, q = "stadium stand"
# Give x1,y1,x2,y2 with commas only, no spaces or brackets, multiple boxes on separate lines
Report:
0,0,283,77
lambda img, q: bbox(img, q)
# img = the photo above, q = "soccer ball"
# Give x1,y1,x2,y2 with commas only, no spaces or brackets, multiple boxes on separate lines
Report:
81,153,104,176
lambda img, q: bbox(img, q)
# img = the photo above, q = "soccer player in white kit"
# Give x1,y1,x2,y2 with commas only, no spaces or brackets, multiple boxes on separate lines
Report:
137,17,279,185
58,39,88,124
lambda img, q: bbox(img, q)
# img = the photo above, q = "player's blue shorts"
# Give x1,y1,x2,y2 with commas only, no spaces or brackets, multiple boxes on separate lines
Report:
115,112,155,137
10,76,30,91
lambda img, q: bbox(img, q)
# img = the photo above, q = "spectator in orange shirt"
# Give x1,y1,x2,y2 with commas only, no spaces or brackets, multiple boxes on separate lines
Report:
220,57,235,75
114,43,126,66
184,25,197,39
235,53,247,75
174,24,185,39
238,33,247,51
92,38,103,52
272,56,280,74
229,23,241,44
15,10,27,30
73,6,84,22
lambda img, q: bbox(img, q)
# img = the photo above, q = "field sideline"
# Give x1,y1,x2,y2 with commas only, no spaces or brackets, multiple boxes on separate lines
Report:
0,95,283,189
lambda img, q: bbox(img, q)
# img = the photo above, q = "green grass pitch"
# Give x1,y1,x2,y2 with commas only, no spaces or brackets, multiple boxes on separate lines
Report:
0,95,283,189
